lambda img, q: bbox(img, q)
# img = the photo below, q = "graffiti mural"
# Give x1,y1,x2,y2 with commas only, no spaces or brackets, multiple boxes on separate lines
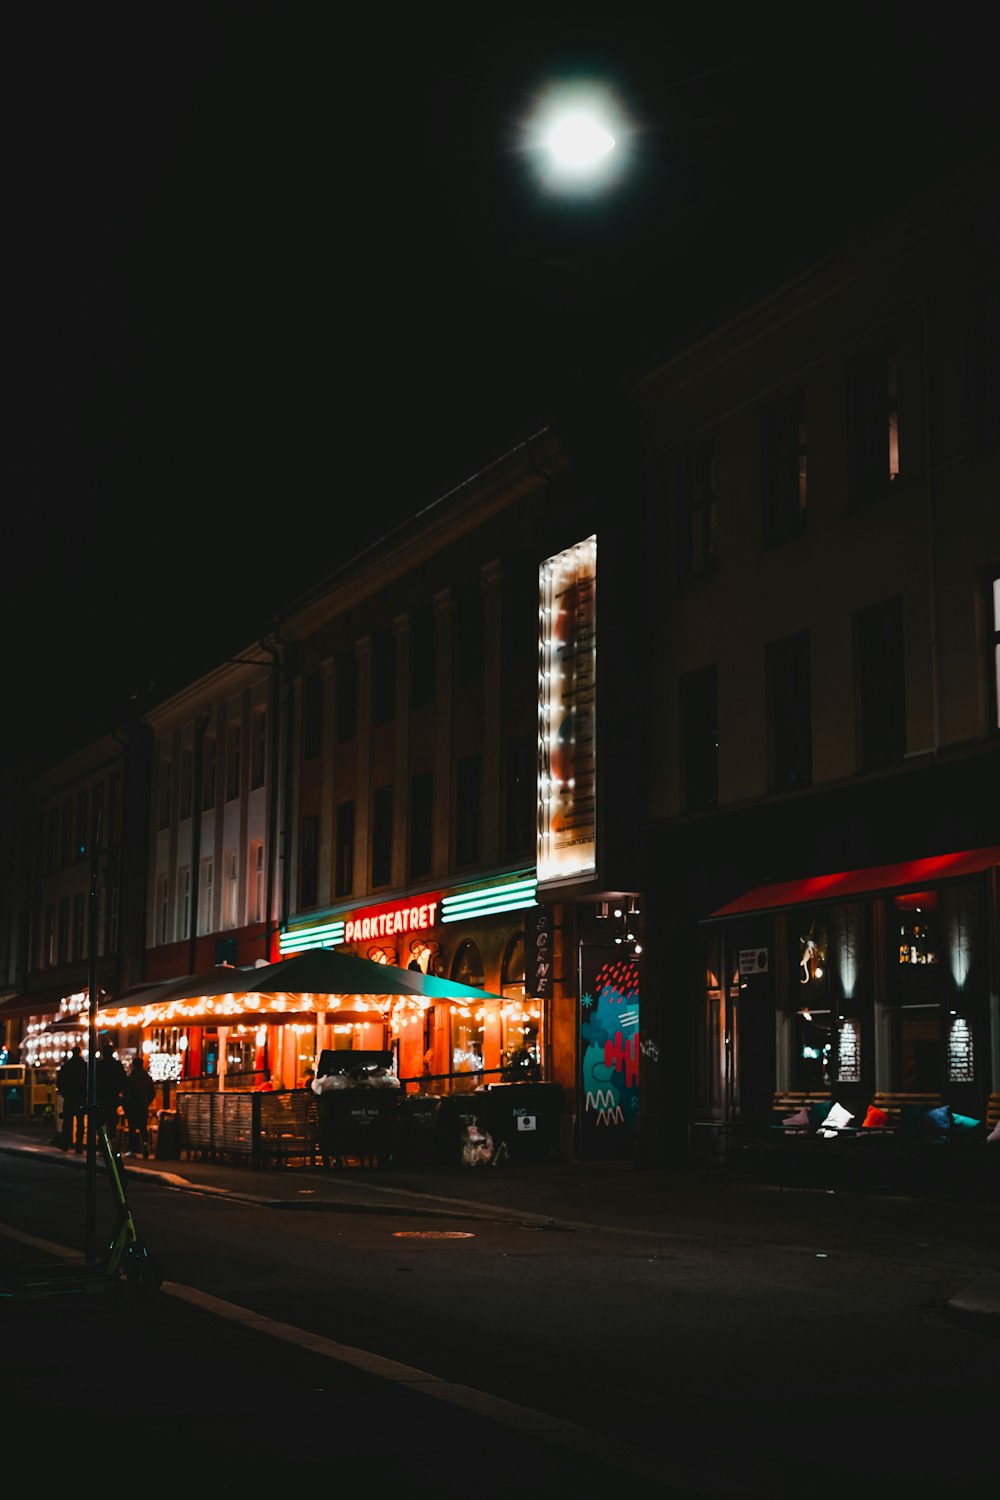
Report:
580,946,640,1160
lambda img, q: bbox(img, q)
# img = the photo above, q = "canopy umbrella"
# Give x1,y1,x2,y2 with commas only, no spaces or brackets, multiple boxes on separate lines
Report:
229,948,502,1004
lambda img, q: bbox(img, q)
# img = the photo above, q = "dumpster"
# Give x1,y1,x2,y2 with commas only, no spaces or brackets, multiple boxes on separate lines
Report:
437,1093,492,1166
313,1051,399,1168
479,1081,561,1163
397,1093,443,1166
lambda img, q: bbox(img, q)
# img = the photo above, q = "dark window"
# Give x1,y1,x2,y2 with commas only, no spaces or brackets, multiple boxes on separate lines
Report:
303,672,322,761
300,814,319,908
767,631,812,790
855,597,906,770
92,783,104,848
455,754,482,866
336,650,358,743
371,629,396,726
46,808,57,874
109,771,121,842
226,723,241,800
61,800,72,865
158,761,172,829
73,893,85,960
410,604,435,709
672,441,716,577
251,710,267,789
762,391,806,544
57,898,70,965
409,771,433,879
179,748,192,819
335,800,355,899
679,666,719,812
848,347,900,501
202,737,216,811
453,581,483,691
76,789,88,860
371,785,394,887
504,733,535,855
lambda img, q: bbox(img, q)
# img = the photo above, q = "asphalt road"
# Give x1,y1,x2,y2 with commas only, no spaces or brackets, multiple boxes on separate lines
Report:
1,1132,997,1498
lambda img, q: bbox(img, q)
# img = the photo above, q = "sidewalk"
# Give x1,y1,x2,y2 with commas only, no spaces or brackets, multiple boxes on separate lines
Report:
1,1118,997,1336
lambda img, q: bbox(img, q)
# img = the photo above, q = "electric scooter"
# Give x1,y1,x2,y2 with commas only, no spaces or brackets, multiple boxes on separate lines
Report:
0,1121,163,1301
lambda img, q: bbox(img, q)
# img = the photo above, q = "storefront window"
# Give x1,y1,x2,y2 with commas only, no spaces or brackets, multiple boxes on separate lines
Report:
888,882,983,1091
790,912,833,1090
500,932,541,1076
450,940,485,1089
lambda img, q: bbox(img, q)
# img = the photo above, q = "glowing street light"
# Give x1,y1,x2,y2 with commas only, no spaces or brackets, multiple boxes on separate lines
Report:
546,109,615,169
527,82,628,194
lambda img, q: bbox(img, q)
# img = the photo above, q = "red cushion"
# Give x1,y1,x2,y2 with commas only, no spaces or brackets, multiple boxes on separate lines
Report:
861,1105,889,1129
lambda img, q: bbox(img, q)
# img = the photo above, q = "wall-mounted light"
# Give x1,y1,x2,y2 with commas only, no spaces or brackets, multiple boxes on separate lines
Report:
597,901,608,919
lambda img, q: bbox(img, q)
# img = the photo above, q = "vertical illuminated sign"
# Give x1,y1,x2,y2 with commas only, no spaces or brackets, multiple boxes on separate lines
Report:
537,535,597,885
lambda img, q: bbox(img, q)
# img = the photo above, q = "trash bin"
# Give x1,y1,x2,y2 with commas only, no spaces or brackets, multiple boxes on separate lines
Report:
397,1093,443,1166
155,1108,180,1160
438,1093,491,1166
313,1051,399,1167
481,1082,561,1163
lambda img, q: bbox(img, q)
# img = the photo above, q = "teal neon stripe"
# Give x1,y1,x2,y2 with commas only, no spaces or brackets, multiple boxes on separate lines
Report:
442,882,537,912
441,895,538,923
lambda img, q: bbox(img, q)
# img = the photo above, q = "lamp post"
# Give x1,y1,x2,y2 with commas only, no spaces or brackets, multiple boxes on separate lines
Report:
84,808,102,1261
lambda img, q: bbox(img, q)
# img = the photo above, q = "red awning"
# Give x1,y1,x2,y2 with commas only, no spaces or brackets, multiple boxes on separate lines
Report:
705,846,1000,921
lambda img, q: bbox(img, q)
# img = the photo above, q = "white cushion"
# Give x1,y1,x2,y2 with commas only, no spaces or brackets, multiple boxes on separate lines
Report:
817,1101,854,1138
987,1118,1000,1144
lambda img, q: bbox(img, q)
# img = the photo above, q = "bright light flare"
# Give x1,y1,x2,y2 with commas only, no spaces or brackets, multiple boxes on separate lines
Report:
526,82,629,194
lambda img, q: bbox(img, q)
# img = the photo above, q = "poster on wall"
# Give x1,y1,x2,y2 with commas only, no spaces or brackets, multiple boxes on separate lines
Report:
579,945,640,1161
537,535,597,887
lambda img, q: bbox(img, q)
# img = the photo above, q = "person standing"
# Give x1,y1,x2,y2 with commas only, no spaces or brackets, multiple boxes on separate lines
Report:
56,1045,88,1153
124,1054,157,1157
95,1040,127,1143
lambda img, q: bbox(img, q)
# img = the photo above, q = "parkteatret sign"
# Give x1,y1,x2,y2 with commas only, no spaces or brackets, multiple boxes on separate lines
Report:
344,895,441,946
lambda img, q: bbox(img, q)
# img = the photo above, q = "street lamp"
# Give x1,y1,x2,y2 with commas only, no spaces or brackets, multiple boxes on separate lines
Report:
527,82,628,195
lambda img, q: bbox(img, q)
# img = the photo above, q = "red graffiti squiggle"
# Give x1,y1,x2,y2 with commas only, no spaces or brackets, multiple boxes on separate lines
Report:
604,1031,639,1087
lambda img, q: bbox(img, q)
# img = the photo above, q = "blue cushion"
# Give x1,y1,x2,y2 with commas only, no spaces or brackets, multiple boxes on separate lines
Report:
926,1105,951,1133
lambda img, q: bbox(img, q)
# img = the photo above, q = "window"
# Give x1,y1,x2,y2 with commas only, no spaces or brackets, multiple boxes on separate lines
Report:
408,771,433,879
226,723,241,801
990,566,1000,733
179,750,193,822
410,605,435,709
57,899,70,963
679,666,719,811
251,709,267,788
158,760,172,829
300,814,319,907
303,671,322,761
157,876,169,947
177,867,191,942
199,858,214,935
504,733,535,855
336,650,357,743
250,841,265,923
854,597,906,770
767,631,812,789
335,801,355,898
455,754,482,866
73,893,85,960
105,877,119,953
672,440,716,577
92,782,104,847
371,628,396,726
848,346,900,500
202,736,217,810
61,800,73,865
47,808,58,874
372,784,394,887
453,581,483,691
224,849,239,928
450,940,486,1077
43,904,55,967
762,390,806,544
110,770,121,842
76,789,88,860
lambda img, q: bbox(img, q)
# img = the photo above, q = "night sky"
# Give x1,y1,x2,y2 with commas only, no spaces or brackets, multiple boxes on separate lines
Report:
6,4,995,777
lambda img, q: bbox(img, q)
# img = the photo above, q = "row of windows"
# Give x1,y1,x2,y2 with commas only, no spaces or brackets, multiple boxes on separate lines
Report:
36,774,120,875
158,710,267,830
298,736,536,909
154,843,266,945
37,881,119,969
667,308,998,575
682,594,923,811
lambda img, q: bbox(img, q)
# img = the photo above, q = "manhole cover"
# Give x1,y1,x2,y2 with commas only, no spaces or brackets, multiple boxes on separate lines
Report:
392,1231,475,1239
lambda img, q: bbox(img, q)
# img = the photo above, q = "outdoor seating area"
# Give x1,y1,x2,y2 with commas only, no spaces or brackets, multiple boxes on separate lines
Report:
737,1090,999,1198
